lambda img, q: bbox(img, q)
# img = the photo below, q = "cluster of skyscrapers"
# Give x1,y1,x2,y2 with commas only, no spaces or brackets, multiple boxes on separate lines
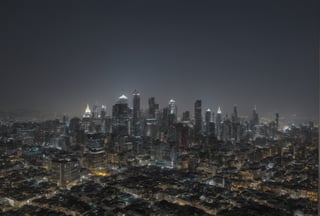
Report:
79,90,280,151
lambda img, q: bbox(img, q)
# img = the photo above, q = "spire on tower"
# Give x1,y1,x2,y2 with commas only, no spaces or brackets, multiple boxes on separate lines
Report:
83,104,92,118
85,104,91,113
217,107,222,114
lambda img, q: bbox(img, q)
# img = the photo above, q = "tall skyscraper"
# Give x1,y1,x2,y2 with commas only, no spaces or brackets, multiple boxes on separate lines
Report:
232,105,238,123
231,105,240,142
132,90,141,136
112,94,130,136
194,100,202,137
216,107,222,140
209,111,216,136
82,104,93,132
83,104,92,118
250,106,259,130
205,108,211,134
168,99,177,126
168,99,177,115
132,90,140,119
222,114,232,142
167,99,177,143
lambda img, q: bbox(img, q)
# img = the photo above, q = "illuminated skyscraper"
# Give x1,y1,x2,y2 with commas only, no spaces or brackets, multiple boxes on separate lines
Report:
216,107,222,140
83,104,92,118
231,105,240,142
168,99,177,115
168,99,177,126
82,104,93,132
132,90,140,119
167,99,177,143
222,114,232,141
112,94,130,136
205,108,211,134
194,100,202,137
250,106,259,130
208,111,216,136
232,105,238,123
132,90,141,136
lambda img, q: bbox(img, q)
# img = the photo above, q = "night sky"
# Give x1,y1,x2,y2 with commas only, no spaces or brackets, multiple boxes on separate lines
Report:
2,0,319,120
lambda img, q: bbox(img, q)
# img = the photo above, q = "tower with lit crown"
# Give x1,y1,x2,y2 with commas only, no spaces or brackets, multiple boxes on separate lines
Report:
205,108,211,134
112,94,130,136
81,104,93,132
194,100,202,138
168,99,177,126
132,90,141,136
216,107,222,140
83,104,92,118
167,99,177,143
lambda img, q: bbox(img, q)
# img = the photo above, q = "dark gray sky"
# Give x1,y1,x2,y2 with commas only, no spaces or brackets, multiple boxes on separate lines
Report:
2,0,319,120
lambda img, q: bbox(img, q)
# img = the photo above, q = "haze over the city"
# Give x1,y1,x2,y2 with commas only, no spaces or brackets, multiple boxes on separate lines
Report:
3,0,319,120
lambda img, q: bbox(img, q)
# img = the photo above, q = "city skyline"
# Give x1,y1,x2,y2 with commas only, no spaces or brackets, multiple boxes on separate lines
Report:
1,1,319,215
0,89,317,123
80,92,265,120
2,0,319,121
74,91,312,126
